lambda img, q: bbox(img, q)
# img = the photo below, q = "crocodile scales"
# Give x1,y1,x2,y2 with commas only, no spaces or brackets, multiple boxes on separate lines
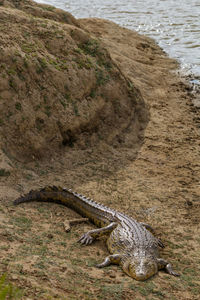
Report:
14,186,179,281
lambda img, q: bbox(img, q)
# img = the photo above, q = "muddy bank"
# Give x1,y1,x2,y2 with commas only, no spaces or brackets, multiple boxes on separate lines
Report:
0,1,199,300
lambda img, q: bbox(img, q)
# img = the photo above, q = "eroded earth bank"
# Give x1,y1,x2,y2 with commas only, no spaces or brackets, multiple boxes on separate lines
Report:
0,1,199,299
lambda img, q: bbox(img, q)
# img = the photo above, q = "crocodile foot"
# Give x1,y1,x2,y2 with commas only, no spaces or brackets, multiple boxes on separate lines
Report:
166,263,180,277
78,233,94,245
157,258,180,277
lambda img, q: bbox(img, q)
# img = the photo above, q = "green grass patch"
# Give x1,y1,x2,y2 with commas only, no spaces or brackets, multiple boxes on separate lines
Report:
7,69,16,75
59,99,67,109
9,78,17,90
38,57,48,69
89,89,96,98
0,274,23,299
0,169,10,177
72,102,79,116
44,105,51,117
21,43,36,54
15,102,22,111
12,216,32,230
40,5,55,11
80,39,100,57
96,68,110,86
99,283,124,300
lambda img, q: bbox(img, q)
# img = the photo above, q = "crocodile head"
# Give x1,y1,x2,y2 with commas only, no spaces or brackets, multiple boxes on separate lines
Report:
122,256,158,281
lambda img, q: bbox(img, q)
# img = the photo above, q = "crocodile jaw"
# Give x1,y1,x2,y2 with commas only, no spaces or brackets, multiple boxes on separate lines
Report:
122,256,158,281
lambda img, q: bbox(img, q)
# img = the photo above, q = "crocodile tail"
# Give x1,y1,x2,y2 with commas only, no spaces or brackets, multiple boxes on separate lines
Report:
13,186,65,205
13,185,115,226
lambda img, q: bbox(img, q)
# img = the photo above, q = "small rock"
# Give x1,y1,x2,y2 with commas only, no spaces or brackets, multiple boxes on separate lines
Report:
109,272,116,279
96,250,101,256
186,200,193,206
47,233,53,239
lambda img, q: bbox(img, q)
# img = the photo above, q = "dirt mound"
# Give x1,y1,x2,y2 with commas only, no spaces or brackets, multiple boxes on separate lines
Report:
0,0,148,161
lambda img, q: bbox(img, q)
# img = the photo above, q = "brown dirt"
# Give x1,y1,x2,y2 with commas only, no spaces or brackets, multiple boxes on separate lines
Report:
0,1,200,299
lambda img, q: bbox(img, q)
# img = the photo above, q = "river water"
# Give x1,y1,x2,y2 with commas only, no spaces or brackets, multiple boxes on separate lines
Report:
36,0,200,77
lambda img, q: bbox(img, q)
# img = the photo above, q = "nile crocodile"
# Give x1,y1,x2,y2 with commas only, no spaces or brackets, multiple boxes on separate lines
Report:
14,186,179,281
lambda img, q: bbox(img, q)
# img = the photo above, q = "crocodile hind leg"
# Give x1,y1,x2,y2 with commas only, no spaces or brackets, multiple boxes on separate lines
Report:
64,218,89,232
78,222,118,245
96,254,122,268
157,258,180,276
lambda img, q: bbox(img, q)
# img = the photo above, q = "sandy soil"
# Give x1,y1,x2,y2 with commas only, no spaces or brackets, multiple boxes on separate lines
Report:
0,1,199,299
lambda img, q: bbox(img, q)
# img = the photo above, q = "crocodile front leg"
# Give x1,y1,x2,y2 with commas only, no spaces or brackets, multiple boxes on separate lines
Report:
96,254,122,268
157,258,180,276
78,222,118,245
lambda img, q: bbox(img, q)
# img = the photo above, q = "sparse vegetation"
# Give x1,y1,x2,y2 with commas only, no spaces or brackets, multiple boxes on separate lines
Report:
38,57,48,70
73,56,93,69
0,274,23,299
89,89,96,98
0,169,10,176
59,99,67,108
44,105,51,117
15,102,22,111
80,39,100,57
40,5,55,12
96,68,110,86
21,43,36,54
72,101,79,116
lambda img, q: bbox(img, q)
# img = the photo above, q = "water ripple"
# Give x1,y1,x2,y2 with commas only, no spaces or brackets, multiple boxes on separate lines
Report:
36,0,200,75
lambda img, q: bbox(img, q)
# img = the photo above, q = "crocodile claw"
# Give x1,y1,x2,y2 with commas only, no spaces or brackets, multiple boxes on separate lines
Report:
165,263,180,277
158,239,165,248
78,233,94,245
96,263,104,268
167,267,180,277
171,271,180,277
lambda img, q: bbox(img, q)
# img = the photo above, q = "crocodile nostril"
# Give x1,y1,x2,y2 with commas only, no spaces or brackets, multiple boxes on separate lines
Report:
136,269,146,278
137,271,145,276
